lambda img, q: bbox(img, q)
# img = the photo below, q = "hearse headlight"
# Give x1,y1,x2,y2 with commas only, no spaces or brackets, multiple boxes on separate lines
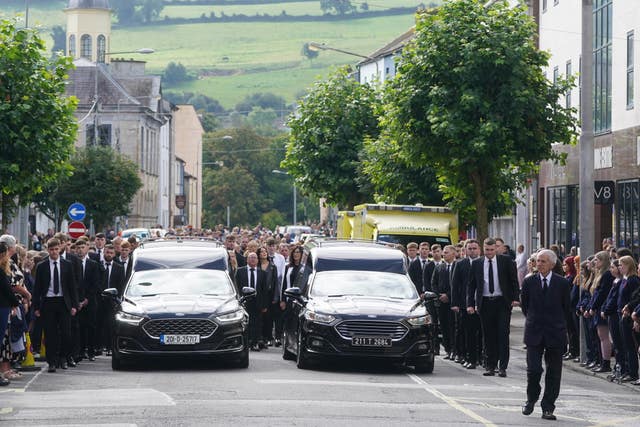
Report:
407,313,432,326
115,311,145,325
304,311,336,324
215,309,245,323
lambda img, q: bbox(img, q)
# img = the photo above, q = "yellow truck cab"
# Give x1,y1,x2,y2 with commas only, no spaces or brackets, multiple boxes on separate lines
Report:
344,203,458,247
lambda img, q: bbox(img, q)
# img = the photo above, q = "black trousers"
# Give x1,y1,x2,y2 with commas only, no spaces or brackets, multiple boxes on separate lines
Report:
566,309,580,356
465,312,482,364
453,310,466,359
79,296,99,356
608,313,624,371
437,302,453,354
526,343,564,412
41,297,72,365
620,316,639,378
272,303,285,340
479,297,511,371
246,301,263,345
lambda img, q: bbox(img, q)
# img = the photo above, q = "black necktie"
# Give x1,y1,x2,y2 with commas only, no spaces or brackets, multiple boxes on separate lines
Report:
488,259,495,294
53,261,60,295
422,259,426,270
250,268,255,288
543,277,548,294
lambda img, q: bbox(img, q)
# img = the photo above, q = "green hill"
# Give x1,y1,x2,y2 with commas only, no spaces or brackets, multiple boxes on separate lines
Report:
1,1,430,109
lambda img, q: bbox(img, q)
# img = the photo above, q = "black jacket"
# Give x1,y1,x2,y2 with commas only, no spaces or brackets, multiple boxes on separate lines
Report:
467,255,519,312
0,272,19,308
235,266,270,310
33,258,79,312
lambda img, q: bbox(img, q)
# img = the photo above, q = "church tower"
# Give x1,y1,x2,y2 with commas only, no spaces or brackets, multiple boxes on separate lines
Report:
65,0,111,63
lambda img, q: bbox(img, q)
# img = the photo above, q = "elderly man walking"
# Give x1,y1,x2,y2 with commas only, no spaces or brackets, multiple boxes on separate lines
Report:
520,249,571,421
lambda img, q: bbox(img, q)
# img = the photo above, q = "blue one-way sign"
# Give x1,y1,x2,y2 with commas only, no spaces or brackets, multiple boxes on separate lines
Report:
68,202,86,221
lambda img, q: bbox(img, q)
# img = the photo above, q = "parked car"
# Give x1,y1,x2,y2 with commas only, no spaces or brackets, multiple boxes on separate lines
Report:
103,242,254,370
121,228,152,240
281,241,438,372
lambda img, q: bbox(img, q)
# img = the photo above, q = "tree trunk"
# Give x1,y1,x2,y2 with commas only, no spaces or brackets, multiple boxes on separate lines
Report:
471,172,489,244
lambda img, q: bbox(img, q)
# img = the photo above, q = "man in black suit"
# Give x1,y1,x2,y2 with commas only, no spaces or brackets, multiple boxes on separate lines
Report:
451,239,482,368
114,240,133,282
76,239,103,361
56,233,84,366
89,233,107,265
431,245,457,359
521,249,571,421
32,238,79,372
422,244,443,293
102,244,126,356
235,252,269,350
408,242,430,294
467,237,520,377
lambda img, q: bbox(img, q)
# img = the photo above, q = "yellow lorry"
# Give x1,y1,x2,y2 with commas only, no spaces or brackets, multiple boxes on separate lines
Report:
338,203,458,247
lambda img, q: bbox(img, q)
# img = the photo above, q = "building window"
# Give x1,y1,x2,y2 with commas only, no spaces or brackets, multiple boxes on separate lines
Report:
68,35,76,57
593,0,612,134
140,126,145,171
565,60,572,108
97,35,106,63
627,30,634,109
547,186,579,251
80,34,92,60
85,124,112,146
543,0,547,12
617,180,640,258
553,66,559,87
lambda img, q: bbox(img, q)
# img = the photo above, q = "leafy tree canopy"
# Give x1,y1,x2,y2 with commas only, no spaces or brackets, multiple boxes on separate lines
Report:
320,0,357,15
0,18,77,229
282,66,378,208
34,146,143,232
110,0,164,25
381,0,577,240
235,92,287,115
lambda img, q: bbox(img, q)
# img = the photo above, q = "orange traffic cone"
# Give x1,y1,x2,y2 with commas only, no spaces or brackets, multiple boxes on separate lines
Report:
20,333,39,371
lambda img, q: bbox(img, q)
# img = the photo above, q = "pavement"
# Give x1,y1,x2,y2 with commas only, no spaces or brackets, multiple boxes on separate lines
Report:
0,312,638,426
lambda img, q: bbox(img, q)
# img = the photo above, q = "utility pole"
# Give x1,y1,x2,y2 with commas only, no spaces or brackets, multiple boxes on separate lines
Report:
578,0,594,363
25,0,29,28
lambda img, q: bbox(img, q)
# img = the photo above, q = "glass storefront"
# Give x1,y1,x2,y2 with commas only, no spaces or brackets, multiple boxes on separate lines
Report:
616,180,640,257
547,186,579,252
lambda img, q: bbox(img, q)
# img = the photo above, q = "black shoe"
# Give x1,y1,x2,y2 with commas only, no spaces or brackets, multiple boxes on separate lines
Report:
522,401,534,416
498,369,507,377
258,341,267,349
541,410,556,420
621,375,638,383
466,363,477,370
563,353,573,361
67,358,77,368
250,344,260,351
0,376,9,386
587,361,598,369
573,357,580,363
266,340,274,347
59,362,68,370
455,356,464,364
274,340,282,347
593,361,611,373
483,369,495,376
48,364,56,373
88,356,96,362
443,353,452,360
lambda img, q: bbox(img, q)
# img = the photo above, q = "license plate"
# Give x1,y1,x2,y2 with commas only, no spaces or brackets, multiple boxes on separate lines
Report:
352,336,392,347
159,334,200,345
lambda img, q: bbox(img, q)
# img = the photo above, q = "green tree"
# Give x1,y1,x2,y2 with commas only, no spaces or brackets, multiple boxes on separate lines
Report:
0,18,78,229
140,0,164,23
282,66,378,208
361,135,443,206
301,42,319,64
320,0,356,15
34,146,143,231
381,0,577,241
163,62,190,84
110,0,137,25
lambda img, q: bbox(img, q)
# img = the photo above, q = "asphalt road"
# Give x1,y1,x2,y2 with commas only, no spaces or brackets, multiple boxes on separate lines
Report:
2,311,639,427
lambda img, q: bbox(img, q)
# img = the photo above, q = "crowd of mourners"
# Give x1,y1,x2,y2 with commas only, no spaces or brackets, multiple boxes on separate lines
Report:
2,223,640,393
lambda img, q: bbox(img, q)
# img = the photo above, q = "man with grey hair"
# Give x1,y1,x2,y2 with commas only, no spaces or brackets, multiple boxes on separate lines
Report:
520,248,571,421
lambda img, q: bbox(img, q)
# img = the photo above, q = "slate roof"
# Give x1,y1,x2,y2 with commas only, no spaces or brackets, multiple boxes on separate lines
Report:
359,28,415,65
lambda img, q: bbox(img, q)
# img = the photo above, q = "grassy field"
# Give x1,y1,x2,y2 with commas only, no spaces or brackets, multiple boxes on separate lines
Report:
0,1,422,109
161,0,424,19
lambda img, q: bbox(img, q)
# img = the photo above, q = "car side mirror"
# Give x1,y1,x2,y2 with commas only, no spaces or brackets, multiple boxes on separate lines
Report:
102,288,119,299
284,287,307,305
422,291,439,302
240,286,256,303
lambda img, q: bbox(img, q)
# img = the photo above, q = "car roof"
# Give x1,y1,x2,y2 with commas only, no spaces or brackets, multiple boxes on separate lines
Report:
132,245,228,272
310,244,407,274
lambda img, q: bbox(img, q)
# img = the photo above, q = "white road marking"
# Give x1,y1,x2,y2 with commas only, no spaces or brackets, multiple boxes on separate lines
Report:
589,414,640,427
407,373,497,427
0,388,175,408
23,365,45,391
256,379,423,389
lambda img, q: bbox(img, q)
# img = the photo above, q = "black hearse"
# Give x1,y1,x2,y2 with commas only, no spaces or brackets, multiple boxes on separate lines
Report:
282,240,438,372
103,240,255,370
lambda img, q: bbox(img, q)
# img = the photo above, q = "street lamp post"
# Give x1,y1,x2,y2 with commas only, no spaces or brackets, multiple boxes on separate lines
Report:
308,41,379,83
272,170,296,225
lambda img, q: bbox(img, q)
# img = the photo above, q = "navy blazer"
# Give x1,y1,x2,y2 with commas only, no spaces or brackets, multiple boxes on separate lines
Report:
33,258,79,312
467,255,519,311
602,279,621,316
588,270,614,312
520,272,571,348
618,276,640,313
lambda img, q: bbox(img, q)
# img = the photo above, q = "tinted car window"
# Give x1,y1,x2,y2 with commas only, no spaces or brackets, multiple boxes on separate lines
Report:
133,248,228,271
126,269,235,297
310,271,418,299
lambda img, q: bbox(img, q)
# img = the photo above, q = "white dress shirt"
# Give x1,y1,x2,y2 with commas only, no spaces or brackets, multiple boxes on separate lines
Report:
483,256,502,296
46,258,63,297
